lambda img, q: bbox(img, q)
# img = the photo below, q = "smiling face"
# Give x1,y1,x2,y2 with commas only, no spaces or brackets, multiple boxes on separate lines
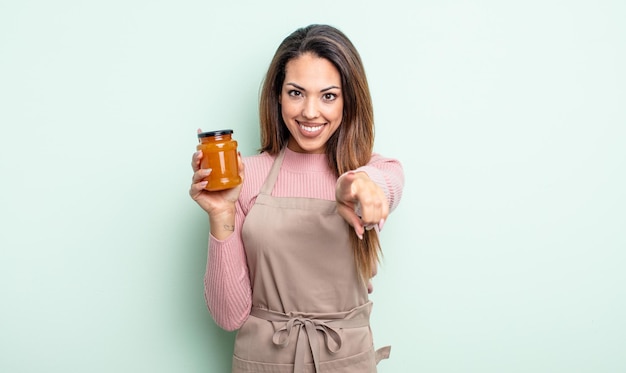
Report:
279,53,343,154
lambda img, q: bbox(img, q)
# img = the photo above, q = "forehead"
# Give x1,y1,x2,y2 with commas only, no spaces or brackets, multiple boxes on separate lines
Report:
284,53,341,86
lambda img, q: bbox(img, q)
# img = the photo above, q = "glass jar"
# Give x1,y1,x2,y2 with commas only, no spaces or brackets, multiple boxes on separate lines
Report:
196,129,242,191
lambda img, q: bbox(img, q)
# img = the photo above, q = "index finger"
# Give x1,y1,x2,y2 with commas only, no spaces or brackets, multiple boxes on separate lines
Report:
191,128,204,172
191,150,203,172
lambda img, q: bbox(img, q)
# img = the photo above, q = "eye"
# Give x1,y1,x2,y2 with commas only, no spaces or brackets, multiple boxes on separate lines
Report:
322,93,337,101
288,89,302,97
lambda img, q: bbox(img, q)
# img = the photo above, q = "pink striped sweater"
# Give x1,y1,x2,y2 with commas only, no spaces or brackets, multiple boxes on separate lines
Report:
204,147,404,331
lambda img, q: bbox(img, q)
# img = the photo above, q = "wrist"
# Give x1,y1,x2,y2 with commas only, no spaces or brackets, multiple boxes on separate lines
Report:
209,204,236,240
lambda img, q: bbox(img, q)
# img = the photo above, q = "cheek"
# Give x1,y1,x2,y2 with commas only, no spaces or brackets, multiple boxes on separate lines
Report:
331,103,344,122
280,100,297,119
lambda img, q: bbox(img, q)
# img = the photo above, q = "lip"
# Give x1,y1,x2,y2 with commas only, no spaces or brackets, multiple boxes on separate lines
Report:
296,121,326,138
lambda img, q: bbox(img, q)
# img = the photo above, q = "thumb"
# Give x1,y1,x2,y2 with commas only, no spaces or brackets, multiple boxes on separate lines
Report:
337,202,364,240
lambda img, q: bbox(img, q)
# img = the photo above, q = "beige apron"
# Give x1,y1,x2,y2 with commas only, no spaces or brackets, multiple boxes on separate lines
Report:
233,148,390,373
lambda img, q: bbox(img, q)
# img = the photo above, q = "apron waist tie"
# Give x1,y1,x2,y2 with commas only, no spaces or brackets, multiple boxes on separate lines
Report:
250,303,371,373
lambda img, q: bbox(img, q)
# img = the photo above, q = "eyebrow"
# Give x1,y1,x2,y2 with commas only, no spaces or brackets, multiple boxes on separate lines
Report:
285,82,341,92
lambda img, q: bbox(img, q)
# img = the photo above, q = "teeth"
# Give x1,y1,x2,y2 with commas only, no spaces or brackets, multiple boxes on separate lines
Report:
300,123,323,132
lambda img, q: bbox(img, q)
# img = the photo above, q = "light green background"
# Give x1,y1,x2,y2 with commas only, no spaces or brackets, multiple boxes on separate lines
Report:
1,0,624,372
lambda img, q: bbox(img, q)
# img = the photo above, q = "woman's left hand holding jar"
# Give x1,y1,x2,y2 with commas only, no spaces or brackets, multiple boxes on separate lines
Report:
189,129,245,240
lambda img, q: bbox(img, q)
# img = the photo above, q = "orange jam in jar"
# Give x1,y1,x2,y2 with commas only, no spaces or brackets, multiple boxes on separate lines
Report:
196,129,242,191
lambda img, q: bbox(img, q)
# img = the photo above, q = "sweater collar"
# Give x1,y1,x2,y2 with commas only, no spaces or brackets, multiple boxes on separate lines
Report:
281,147,331,172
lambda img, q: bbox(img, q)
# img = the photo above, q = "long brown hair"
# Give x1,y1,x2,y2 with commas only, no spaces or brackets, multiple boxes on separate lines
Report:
258,24,380,284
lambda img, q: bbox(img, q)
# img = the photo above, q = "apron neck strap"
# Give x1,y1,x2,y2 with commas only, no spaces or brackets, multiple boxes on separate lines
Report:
259,147,286,196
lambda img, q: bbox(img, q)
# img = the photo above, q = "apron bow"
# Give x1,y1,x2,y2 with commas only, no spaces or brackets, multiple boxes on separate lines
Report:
250,304,371,373
272,316,343,372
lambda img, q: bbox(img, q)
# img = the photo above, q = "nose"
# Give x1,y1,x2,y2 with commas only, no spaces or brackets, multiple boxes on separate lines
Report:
301,97,319,119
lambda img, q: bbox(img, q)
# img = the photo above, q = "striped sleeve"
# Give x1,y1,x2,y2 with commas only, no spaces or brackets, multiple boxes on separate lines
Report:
204,198,252,331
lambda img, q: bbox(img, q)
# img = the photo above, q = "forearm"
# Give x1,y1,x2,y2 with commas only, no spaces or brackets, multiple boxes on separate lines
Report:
204,203,252,331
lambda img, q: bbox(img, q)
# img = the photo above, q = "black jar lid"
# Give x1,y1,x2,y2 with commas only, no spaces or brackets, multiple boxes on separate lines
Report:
198,129,233,138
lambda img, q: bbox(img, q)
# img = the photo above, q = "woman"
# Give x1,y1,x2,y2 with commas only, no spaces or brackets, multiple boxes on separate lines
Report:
190,24,404,373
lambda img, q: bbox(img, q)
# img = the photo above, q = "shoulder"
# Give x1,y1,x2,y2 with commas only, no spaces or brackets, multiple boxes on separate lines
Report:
238,152,275,211
242,152,275,180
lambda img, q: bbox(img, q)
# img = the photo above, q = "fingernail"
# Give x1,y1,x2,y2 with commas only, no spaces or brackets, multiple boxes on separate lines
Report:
378,218,385,232
355,227,363,240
